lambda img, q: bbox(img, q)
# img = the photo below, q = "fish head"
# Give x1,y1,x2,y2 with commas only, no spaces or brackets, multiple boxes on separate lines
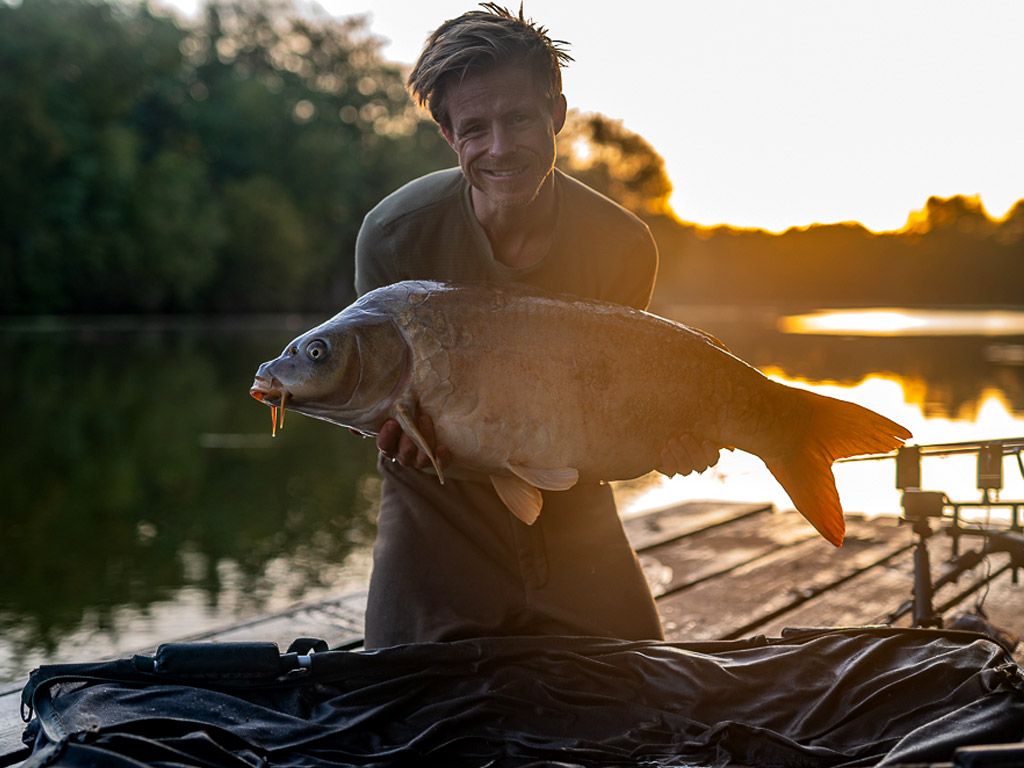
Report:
249,308,409,434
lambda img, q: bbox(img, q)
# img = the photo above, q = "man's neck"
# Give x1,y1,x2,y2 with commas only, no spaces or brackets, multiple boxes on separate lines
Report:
472,173,557,269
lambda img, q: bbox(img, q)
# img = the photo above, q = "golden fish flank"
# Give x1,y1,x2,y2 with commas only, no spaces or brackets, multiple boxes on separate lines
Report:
249,281,912,547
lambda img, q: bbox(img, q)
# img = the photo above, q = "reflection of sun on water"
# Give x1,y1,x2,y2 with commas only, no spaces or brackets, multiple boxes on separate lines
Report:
781,310,928,336
619,374,1024,522
780,309,1024,337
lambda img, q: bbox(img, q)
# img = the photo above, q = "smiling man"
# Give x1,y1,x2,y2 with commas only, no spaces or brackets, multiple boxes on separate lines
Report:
353,4,720,649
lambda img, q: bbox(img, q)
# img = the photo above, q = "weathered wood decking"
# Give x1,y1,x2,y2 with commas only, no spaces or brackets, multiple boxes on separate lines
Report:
3,500,1022,763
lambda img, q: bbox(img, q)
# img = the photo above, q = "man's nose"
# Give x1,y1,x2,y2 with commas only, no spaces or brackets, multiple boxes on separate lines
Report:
488,124,515,156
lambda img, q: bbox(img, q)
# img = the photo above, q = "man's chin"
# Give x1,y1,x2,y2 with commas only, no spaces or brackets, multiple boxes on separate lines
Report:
480,184,543,210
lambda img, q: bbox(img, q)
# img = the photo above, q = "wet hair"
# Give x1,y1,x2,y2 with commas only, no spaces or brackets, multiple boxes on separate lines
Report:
407,3,573,130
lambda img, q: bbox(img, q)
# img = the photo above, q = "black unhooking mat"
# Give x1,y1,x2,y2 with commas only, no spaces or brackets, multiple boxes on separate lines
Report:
16,627,1024,768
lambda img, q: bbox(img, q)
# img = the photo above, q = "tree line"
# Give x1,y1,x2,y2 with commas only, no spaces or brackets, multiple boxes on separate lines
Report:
2,0,1021,315
650,195,1024,310
1,0,455,314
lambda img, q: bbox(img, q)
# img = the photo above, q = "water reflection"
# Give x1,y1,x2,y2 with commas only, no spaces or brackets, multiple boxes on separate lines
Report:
0,321,379,682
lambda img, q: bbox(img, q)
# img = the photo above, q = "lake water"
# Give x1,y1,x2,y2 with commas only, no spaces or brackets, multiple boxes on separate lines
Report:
2,307,1023,682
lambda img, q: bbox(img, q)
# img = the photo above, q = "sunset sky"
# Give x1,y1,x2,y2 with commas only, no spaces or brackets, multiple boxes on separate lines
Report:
166,0,1024,233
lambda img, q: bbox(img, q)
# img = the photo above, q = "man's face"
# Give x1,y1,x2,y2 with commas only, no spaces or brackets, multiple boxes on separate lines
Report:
440,64,566,212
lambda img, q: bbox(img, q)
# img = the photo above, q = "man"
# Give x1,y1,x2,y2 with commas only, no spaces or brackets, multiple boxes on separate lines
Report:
354,5,719,648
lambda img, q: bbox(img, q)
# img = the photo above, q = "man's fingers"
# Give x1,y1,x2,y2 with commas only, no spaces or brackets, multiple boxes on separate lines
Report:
699,439,722,470
396,432,421,466
659,434,725,477
659,437,692,477
378,413,450,471
680,434,708,473
376,419,401,457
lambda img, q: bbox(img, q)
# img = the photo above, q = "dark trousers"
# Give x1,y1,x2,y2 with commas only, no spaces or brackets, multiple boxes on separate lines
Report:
364,459,664,648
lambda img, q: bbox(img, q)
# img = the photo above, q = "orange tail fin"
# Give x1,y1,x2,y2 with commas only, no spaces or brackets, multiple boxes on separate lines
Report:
765,387,912,547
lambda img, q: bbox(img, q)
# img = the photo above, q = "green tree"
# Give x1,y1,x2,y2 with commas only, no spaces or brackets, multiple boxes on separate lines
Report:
0,0,453,314
182,0,453,310
0,0,194,312
212,175,309,310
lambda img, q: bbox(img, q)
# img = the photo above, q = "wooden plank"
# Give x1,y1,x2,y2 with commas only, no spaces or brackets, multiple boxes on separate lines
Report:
866,529,1021,635
755,529,1024,664
657,514,911,641
0,671,28,766
938,562,1024,666
623,501,772,551
176,589,367,649
639,508,818,597
756,545,918,636
882,532,989,627
0,700,26,768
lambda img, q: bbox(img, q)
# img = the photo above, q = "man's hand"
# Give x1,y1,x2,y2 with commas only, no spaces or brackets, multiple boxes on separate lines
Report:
373,413,452,472
659,434,725,477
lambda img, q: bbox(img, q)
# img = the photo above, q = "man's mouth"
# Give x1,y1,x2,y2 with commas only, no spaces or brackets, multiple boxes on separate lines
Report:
483,166,527,178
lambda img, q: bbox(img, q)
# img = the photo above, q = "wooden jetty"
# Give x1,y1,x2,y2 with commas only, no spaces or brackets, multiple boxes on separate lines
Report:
3,498,1023,764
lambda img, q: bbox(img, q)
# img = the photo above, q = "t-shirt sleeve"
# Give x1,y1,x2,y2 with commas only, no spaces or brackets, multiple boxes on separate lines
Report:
617,224,659,311
354,210,396,297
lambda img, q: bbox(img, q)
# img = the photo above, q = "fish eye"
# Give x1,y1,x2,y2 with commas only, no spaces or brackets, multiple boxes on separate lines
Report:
305,339,328,361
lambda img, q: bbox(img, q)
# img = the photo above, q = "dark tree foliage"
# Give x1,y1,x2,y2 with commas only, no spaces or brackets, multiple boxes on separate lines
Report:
0,0,454,314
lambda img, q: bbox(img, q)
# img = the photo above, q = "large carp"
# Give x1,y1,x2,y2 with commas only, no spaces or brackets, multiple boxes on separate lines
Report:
250,281,911,546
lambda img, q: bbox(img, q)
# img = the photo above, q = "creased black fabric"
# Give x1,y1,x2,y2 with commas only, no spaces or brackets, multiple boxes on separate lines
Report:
19,628,1024,768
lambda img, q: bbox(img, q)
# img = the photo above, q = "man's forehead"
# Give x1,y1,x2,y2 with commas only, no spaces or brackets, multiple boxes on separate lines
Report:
445,66,546,117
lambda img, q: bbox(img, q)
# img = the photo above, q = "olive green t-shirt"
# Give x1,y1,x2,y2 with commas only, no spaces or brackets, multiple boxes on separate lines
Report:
354,167,658,309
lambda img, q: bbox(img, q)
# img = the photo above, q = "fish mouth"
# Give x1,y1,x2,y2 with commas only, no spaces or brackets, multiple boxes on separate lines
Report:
250,376,286,406
250,376,290,436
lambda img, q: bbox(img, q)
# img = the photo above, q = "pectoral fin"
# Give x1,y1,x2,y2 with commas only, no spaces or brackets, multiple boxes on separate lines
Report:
507,464,579,492
490,474,543,525
394,404,445,484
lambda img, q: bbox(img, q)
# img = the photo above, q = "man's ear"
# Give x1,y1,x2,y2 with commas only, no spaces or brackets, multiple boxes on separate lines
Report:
553,94,567,134
440,124,456,150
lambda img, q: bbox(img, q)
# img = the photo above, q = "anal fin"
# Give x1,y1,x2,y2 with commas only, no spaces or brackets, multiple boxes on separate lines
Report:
490,474,542,525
